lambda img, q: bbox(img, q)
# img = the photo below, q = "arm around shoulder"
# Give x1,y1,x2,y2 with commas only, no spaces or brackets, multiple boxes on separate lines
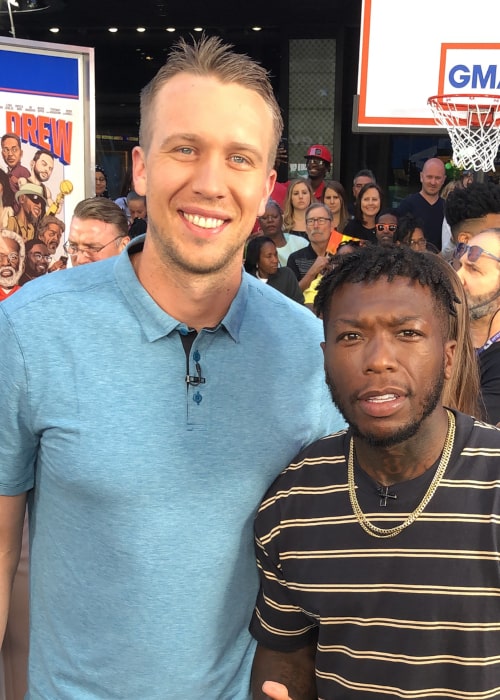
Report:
251,643,317,700
0,492,27,644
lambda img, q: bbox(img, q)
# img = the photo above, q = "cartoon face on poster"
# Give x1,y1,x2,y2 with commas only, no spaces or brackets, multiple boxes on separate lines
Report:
0,38,93,296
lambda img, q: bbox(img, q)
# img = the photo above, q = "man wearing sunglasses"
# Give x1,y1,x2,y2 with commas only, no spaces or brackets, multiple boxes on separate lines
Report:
375,211,398,247
304,145,332,200
454,231,500,424
6,182,46,242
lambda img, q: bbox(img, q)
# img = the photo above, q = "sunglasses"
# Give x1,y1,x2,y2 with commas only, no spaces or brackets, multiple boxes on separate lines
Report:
306,157,327,165
453,242,500,264
376,223,397,232
26,194,44,203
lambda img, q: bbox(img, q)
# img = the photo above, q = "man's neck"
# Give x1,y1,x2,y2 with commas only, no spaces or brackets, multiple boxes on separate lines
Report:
470,310,500,348
308,176,323,189
17,210,30,228
419,190,439,205
353,406,450,486
131,241,242,332
310,241,327,257
0,284,18,294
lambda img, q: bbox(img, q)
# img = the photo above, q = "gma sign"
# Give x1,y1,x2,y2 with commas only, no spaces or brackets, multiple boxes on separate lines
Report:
440,44,500,94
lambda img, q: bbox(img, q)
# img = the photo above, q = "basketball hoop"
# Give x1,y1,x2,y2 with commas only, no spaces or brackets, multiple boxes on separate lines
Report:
427,94,500,172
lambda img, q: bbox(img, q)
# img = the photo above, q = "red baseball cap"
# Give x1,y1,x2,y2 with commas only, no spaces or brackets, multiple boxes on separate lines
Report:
304,145,332,164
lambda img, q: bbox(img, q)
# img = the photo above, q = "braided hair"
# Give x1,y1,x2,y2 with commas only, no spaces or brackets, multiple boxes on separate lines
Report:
314,245,458,332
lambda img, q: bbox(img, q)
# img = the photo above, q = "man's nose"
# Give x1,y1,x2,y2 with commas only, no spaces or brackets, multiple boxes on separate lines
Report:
192,154,228,199
363,334,398,373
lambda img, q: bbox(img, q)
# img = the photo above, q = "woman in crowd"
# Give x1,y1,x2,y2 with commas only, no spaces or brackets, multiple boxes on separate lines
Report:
257,199,308,267
321,180,349,233
283,178,315,239
244,236,304,304
343,182,383,243
95,165,109,198
396,213,436,252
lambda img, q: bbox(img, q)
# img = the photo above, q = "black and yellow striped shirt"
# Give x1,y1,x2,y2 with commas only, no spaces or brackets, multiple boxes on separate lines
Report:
250,411,500,699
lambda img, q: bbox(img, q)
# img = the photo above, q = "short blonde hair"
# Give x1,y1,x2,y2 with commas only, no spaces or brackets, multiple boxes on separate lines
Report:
139,34,283,167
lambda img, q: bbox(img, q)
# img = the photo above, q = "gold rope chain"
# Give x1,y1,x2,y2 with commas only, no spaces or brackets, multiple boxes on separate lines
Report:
348,410,456,539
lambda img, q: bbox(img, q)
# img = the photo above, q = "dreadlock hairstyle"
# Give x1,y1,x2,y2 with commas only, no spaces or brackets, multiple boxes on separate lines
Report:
314,245,458,333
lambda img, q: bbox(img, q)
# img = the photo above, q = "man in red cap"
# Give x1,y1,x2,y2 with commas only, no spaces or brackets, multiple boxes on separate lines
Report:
304,144,332,200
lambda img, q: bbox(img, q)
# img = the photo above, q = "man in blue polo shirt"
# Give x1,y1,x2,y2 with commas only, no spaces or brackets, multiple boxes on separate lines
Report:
0,35,343,700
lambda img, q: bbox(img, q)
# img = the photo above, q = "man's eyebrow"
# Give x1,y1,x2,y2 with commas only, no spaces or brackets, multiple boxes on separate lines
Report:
331,318,364,329
332,315,424,328
67,241,101,249
159,133,198,147
462,259,480,270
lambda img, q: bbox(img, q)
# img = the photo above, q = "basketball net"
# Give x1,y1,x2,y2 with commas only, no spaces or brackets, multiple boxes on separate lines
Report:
427,93,500,172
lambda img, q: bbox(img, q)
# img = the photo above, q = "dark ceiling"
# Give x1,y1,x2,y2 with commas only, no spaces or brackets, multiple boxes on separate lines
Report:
0,0,362,132
0,0,361,38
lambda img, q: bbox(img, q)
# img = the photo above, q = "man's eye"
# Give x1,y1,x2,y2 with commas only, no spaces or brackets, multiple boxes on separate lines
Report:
339,332,360,341
231,155,249,165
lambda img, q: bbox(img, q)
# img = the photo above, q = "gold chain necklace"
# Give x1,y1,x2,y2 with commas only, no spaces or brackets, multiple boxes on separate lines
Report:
348,410,456,539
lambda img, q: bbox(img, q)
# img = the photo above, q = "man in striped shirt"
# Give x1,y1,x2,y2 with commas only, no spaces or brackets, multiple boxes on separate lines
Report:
251,245,500,700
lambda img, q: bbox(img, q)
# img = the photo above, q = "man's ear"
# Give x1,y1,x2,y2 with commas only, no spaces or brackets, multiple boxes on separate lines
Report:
443,339,457,382
118,236,131,252
132,147,147,197
457,231,471,244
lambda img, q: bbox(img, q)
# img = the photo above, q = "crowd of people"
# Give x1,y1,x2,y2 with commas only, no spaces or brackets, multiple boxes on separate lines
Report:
0,159,148,306
245,149,500,428
1,33,500,700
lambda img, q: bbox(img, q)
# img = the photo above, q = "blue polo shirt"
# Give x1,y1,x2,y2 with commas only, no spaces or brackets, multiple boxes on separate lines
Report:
0,238,344,699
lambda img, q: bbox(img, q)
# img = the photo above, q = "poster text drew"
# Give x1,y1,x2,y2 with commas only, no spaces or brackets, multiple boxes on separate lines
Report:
5,111,72,165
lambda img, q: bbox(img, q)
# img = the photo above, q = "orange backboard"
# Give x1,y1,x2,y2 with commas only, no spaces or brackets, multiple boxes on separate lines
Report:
357,0,500,131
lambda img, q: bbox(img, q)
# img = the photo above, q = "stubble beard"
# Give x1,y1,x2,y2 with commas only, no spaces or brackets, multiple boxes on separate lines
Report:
325,366,446,448
466,290,500,321
26,209,40,225
147,217,244,277
35,170,49,183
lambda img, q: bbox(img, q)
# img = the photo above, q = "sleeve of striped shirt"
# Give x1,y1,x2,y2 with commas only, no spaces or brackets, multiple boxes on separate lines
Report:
249,496,318,651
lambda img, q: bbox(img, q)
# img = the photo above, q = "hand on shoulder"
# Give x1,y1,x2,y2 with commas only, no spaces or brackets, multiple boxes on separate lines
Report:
262,681,294,700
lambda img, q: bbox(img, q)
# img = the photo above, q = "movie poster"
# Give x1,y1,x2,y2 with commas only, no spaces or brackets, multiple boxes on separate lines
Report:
0,37,93,295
